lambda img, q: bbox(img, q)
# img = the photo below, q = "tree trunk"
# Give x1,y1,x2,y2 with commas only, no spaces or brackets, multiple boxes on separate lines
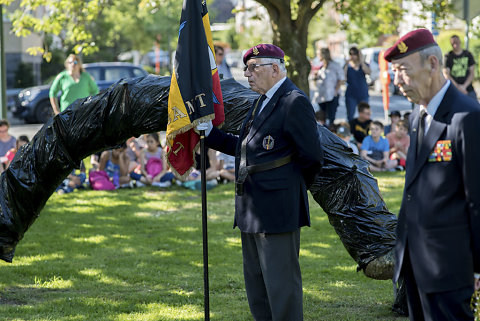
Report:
272,20,310,94
256,0,324,94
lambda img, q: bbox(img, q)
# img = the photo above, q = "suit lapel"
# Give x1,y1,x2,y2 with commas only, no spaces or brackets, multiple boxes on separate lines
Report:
239,101,258,143
405,119,447,189
247,79,290,142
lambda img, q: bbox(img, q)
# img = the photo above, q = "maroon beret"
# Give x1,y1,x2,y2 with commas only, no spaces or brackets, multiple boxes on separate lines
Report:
243,44,285,64
384,29,437,62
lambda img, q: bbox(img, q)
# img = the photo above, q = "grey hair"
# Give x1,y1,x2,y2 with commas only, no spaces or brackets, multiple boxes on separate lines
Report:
419,45,443,66
258,57,287,73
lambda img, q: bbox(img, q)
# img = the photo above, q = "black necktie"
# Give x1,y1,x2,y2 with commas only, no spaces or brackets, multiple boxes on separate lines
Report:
244,94,267,134
417,109,427,156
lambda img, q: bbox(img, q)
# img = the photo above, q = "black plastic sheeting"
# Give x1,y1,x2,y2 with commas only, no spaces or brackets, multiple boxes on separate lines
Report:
0,75,170,262
310,127,397,269
220,78,398,271
0,76,397,270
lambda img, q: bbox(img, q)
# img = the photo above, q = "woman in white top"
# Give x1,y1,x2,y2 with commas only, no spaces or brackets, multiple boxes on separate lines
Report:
310,48,344,128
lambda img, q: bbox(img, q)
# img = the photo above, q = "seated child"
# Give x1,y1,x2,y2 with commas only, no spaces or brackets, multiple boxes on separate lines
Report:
126,136,144,174
216,151,235,183
135,133,173,187
334,122,359,155
1,135,29,171
57,160,87,194
360,121,396,172
386,120,410,170
349,102,372,149
92,143,131,189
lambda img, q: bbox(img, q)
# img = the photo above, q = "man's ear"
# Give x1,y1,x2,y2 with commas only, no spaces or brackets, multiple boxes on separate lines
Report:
428,55,440,73
272,63,279,76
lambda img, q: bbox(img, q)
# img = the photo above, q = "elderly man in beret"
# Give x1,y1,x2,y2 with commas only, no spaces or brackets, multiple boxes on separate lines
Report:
385,29,480,320
198,44,323,320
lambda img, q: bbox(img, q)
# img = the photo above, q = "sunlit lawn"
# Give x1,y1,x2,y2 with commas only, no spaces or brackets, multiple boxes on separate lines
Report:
0,171,407,320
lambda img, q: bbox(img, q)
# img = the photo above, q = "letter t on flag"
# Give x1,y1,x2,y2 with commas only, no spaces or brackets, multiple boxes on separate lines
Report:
166,0,224,179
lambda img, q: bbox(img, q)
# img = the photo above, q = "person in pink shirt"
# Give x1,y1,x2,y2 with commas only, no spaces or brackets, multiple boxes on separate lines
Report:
386,119,410,170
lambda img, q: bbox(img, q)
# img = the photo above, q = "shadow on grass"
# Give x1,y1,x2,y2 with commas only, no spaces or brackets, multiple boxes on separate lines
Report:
0,179,407,320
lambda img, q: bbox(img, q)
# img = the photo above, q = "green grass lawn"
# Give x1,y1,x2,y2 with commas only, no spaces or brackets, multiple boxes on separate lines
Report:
0,172,408,320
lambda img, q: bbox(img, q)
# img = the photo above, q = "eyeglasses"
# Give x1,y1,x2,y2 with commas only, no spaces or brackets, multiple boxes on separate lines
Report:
67,60,78,65
243,63,274,72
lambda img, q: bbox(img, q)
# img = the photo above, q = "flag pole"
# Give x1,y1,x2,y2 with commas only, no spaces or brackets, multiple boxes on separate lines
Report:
199,129,210,321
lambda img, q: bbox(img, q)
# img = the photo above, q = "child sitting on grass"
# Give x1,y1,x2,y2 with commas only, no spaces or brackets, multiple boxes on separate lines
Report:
1,135,29,171
89,143,131,190
57,160,87,194
135,133,174,187
360,121,396,172
386,119,410,171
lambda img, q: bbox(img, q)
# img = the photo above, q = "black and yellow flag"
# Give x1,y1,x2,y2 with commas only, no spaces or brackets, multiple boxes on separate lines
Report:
166,0,224,178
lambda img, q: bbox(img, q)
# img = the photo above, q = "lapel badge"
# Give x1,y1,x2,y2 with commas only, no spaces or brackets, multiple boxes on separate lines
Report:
262,135,274,150
253,46,259,55
398,41,408,53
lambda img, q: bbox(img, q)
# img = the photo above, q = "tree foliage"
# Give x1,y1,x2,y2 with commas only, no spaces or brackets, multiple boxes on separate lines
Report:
335,0,403,46
0,0,109,61
0,0,181,62
0,0,458,91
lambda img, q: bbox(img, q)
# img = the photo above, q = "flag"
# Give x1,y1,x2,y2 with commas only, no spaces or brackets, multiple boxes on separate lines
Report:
166,0,224,179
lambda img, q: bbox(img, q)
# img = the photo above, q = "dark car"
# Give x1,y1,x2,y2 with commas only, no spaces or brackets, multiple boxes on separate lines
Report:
11,62,149,123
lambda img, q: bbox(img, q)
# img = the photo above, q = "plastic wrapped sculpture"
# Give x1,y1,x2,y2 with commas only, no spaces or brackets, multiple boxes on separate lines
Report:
0,75,397,278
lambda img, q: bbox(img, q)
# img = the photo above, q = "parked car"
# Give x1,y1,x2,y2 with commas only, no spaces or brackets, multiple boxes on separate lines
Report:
141,50,171,69
6,88,21,112
11,62,149,124
361,47,398,95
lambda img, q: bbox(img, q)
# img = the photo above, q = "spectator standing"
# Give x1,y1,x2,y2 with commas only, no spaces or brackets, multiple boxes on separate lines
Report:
386,120,410,170
386,28,480,320
384,110,401,135
344,47,371,122
49,54,99,114
444,34,477,100
349,101,372,149
0,119,16,172
310,47,344,128
214,44,233,80
360,120,395,171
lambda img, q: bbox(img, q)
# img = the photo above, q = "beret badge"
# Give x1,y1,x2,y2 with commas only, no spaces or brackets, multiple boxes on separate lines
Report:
398,41,408,54
253,46,259,55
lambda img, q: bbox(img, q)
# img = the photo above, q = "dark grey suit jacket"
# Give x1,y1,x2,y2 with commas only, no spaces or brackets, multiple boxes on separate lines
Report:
206,78,323,233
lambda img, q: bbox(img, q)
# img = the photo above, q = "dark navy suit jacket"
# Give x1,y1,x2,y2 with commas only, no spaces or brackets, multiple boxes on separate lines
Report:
206,78,323,233
394,83,480,293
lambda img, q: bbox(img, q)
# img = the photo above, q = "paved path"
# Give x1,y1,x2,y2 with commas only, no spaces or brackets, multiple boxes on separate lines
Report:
9,123,42,141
